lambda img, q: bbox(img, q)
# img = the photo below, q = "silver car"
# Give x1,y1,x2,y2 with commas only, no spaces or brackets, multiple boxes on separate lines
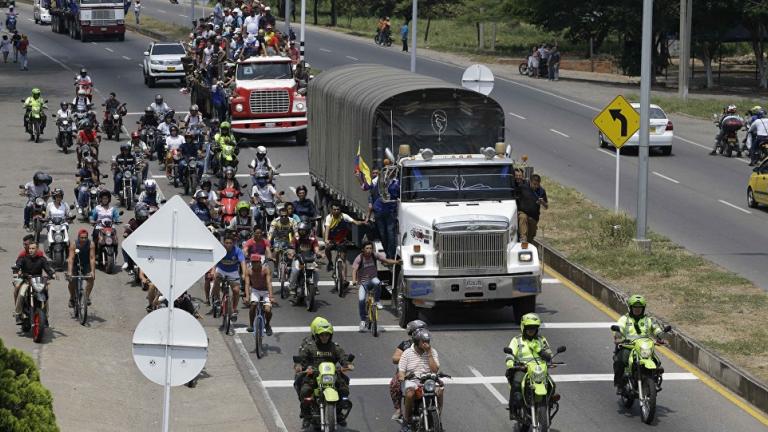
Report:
142,42,186,88
599,103,674,155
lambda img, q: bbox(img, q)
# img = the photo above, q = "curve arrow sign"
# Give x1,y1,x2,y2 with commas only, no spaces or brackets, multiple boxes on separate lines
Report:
609,109,628,137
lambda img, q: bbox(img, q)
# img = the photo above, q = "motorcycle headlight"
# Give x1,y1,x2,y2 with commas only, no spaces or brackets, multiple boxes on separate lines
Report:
33,282,46,293
321,375,335,384
423,380,436,393
190,161,197,168
35,198,45,206
62,120,69,125
105,237,114,245
235,104,244,113
306,262,317,270
532,364,547,383
113,114,120,120
54,234,63,242
640,346,653,359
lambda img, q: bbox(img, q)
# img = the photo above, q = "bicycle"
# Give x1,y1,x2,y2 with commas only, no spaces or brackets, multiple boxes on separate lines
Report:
272,245,290,299
69,273,91,326
252,298,268,358
329,241,354,297
364,282,379,337
217,275,239,335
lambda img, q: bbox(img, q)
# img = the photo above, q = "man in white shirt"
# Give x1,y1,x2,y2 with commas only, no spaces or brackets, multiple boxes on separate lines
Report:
133,0,141,24
398,329,442,432
748,114,768,166
243,9,260,36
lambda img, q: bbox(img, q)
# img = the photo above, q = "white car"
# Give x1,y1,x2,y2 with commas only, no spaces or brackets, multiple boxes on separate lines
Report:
33,0,51,24
599,103,673,155
142,42,186,88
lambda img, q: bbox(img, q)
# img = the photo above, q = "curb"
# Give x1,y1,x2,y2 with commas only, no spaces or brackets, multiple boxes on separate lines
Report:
125,24,177,42
537,239,768,415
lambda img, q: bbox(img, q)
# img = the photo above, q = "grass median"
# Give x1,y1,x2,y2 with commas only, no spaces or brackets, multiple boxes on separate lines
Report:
127,15,190,42
625,93,764,121
537,174,768,382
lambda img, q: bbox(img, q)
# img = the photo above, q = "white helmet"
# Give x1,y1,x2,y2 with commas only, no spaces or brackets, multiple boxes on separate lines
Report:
143,179,157,189
256,145,267,155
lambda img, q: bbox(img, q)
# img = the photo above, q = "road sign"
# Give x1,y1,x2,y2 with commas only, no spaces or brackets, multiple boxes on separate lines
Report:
122,195,225,302
593,95,640,149
462,64,495,96
132,308,208,387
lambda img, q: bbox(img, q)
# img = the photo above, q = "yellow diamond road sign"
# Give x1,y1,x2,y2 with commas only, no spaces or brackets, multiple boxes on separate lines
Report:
593,95,640,149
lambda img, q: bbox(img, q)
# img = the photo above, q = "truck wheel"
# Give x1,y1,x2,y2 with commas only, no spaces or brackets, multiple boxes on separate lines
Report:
398,295,416,328
117,33,125,42
80,29,87,42
512,296,536,323
295,129,307,146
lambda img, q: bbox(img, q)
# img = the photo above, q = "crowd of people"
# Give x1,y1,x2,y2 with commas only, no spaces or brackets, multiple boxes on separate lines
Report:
525,43,561,81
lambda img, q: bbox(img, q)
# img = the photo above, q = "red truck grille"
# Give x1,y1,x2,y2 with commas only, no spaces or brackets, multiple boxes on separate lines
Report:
249,90,290,114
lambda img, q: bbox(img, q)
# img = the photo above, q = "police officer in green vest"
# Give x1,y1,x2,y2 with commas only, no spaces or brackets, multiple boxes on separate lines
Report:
612,295,664,393
505,313,553,419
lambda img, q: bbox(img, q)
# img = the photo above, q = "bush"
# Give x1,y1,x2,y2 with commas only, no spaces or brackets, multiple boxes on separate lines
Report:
0,338,58,432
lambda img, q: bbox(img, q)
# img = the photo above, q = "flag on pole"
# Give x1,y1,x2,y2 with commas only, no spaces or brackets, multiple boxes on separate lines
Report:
354,143,372,188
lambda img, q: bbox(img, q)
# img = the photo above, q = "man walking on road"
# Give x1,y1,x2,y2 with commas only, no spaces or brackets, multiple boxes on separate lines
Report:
17,34,29,71
134,0,141,25
400,22,408,52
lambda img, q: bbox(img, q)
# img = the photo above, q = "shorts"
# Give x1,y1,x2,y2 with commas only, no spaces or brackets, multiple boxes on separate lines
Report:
402,379,419,393
215,268,241,282
250,289,270,305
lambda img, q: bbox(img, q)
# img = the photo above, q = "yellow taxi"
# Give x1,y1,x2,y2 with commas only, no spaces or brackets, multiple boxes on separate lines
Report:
747,158,768,208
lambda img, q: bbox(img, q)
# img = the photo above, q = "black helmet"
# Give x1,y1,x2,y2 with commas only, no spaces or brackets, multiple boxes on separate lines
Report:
145,106,153,115
155,94,163,104
80,68,88,76
60,101,68,109
297,221,310,237
201,179,212,189
120,142,131,152
135,206,149,222
33,171,46,184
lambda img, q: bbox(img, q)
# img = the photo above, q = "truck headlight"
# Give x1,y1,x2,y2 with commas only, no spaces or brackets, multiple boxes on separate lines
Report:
235,104,244,112
518,251,533,262
293,101,306,112
117,19,124,24
411,255,425,265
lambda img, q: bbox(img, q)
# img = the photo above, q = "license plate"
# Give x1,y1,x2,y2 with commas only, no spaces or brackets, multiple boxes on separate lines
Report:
465,280,483,291
167,66,176,72
100,27,107,31
265,122,276,128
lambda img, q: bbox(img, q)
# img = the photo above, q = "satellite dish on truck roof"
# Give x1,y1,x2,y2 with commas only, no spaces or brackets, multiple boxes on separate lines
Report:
461,64,495,96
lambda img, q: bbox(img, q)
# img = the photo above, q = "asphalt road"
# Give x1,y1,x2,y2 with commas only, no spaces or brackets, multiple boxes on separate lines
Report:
128,0,768,290
5,6,768,432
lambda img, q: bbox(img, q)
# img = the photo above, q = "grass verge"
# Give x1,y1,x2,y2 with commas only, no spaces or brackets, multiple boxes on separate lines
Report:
538,175,768,382
126,15,190,42
625,93,763,120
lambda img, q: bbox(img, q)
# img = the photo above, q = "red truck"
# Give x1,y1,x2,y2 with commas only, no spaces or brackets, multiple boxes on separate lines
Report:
50,0,125,42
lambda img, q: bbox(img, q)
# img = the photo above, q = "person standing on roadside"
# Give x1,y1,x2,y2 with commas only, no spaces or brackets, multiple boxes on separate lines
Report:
134,0,141,25
548,45,560,81
400,22,408,52
17,34,29,71
11,30,21,63
514,169,545,244
1,35,10,63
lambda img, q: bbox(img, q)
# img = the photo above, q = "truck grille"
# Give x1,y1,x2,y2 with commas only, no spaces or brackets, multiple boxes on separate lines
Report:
436,231,507,271
249,90,289,114
91,19,117,26
91,9,115,20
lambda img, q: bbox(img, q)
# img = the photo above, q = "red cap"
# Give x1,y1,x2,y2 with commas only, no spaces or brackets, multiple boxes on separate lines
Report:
249,254,263,263
78,229,89,237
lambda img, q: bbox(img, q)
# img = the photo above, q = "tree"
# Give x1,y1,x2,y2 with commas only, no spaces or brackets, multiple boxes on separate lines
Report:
0,339,58,432
743,0,768,88
691,0,742,88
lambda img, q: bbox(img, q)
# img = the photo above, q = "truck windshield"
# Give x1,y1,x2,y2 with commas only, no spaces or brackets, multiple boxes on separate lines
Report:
401,165,515,202
237,63,293,80
80,0,122,4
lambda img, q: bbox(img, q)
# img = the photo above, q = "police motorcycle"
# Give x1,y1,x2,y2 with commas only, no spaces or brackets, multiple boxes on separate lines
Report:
293,353,356,432
504,345,566,432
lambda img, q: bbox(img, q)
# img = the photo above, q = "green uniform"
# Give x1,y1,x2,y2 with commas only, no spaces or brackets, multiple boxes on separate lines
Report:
613,313,663,385
294,336,351,418
505,335,553,413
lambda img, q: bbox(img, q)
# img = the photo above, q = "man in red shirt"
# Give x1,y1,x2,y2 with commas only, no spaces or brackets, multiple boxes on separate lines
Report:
17,34,29,71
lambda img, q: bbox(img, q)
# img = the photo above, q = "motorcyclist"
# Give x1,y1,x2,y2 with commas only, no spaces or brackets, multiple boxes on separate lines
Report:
286,220,318,304
228,201,253,232
128,131,151,181
121,203,149,273
67,228,96,308
76,121,100,161
213,121,238,170
293,317,353,429
22,171,51,230
183,104,204,131
102,92,125,127
13,242,56,324
137,179,165,209
389,320,428,421
505,313,554,419
45,188,71,221
74,68,93,95
249,145,274,181
56,101,73,123
747,108,768,166
112,143,138,197
73,88,90,113
150,94,170,119
251,169,281,205
352,240,400,331
710,104,744,155
190,190,213,223
246,254,274,335
200,179,219,207
612,295,665,394
89,190,120,247
23,88,47,134
178,131,203,184
217,165,241,191
164,125,185,178
5,7,18,31
293,185,317,221
74,166,98,215
399,329,440,432
138,106,159,130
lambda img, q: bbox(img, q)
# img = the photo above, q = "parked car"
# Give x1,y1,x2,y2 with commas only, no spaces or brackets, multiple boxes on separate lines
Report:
142,42,186,87
599,103,673,155
747,158,768,208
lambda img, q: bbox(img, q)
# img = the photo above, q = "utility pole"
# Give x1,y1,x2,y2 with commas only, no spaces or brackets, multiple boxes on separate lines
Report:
285,0,291,36
410,0,417,73
300,0,305,62
636,0,653,252
677,0,692,100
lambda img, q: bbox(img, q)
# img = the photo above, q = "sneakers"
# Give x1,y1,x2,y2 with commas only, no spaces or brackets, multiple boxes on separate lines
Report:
391,409,401,422
247,326,254,333
709,150,717,155
375,301,384,310
121,262,129,271
359,321,367,332
265,324,273,336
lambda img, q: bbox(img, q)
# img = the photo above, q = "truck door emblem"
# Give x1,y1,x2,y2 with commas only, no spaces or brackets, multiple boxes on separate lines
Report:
431,110,448,141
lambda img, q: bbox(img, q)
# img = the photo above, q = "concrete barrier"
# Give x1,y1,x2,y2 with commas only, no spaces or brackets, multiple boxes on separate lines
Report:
537,239,768,414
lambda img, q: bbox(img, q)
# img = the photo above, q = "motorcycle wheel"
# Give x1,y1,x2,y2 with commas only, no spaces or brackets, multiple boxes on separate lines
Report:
105,252,115,275
32,306,45,343
34,122,41,143
519,63,529,75
126,188,133,210
53,248,65,271
619,381,635,409
725,144,733,158
323,403,336,432
306,281,315,312
21,315,31,332
640,376,657,424
717,142,724,155
427,409,443,432
114,129,120,142
535,404,549,432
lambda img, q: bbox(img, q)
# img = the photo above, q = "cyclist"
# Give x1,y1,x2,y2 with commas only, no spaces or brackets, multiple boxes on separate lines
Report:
246,254,273,335
66,229,96,308
208,234,248,321
323,202,364,292
352,240,400,331
268,206,296,251
243,226,272,264
287,221,320,304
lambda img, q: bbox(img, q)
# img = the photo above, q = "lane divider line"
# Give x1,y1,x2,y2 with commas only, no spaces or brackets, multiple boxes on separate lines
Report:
596,148,615,157
652,171,680,184
319,48,332,53
508,112,526,120
468,366,508,405
29,43,73,72
550,129,570,138
718,199,751,215
675,136,710,150
105,47,114,52
346,55,359,61
122,56,132,60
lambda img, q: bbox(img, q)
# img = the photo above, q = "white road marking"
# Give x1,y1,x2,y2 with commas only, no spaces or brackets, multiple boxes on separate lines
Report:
260,373,698,388
652,171,680,184
127,111,189,115
105,47,114,52
122,56,132,60
718,199,751,214
319,48,332,53
468,366,508,405
542,278,558,284
675,136,710,150
550,129,570,138
91,42,97,45
158,9,167,13
235,321,614,334
346,55,359,61
497,76,600,112
596,148,615,157
27,18,34,22
29,44,73,72
508,112,526,120
232,336,289,432
235,172,309,178
179,14,189,17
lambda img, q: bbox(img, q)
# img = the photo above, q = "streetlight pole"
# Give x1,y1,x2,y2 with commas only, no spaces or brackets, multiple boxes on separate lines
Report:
410,0,417,73
677,0,692,100
635,0,653,252
300,0,306,62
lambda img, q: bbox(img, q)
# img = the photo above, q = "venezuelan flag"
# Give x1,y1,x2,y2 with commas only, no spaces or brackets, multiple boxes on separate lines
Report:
354,143,372,188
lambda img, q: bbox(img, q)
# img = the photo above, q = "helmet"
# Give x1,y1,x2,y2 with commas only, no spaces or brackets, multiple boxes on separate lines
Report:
120,142,131,151
412,329,432,344
223,166,235,178
170,125,179,134
406,320,427,336
135,205,149,222
145,106,153,115
310,317,334,337
81,120,92,129
256,146,267,157
80,68,87,76
78,89,86,96
131,131,141,140
60,101,68,109
220,121,231,130
194,190,208,200
190,104,199,112
520,313,542,332
236,201,250,213
297,221,310,237
31,88,41,96
98,190,111,201
144,179,157,192
627,294,647,309
751,106,762,113
52,188,64,198
155,94,163,103
727,104,737,113
33,171,46,184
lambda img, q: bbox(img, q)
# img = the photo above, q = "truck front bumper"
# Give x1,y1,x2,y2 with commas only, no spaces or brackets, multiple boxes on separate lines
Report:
403,273,541,307
82,24,125,35
230,117,307,135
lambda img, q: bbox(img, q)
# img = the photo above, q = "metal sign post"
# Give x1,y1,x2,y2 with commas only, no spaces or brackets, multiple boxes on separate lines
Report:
410,0,417,73
285,0,291,36
160,210,178,432
615,150,620,213
300,0,305,62
636,0,653,251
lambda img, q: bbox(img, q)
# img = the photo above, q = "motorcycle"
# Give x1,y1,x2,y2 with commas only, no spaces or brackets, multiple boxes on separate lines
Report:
6,14,17,32
13,270,49,343
218,144,239,174
713,114,744,158
166,147,182,187
611,324,671,425
293,251,319,312
102,103,127,141
77,143,98,168
118,165,137,210
75,78,93,102
140,126,159,161
30,197,47,244
183,155,201,195
293,354,355,432
23,99,48,143
219,185,243,225
95,218,121,274
256,201,277,232
375,28,393,46
402,371,452,432
504,345,566,432
54,114,75,153
46,212,76,271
